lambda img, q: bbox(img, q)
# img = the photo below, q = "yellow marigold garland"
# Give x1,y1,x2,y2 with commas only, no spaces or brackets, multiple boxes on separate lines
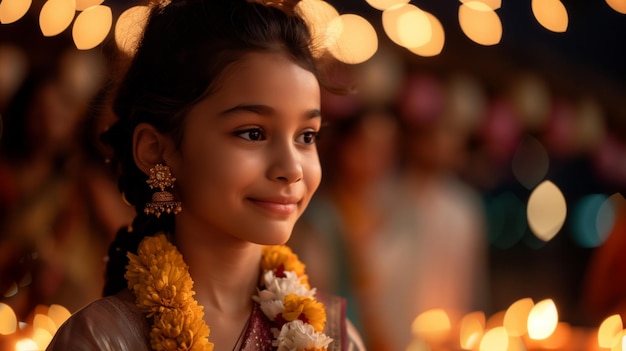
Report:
126,234,332,351
126,234,213,351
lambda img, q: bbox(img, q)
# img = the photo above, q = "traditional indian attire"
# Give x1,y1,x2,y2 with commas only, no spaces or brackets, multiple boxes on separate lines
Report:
46,289,363,351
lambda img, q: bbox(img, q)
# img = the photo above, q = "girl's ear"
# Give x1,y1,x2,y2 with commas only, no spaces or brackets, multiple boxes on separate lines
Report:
133,123,171,175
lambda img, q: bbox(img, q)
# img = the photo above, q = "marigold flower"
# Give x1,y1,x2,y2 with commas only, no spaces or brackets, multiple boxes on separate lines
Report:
282,294,327,333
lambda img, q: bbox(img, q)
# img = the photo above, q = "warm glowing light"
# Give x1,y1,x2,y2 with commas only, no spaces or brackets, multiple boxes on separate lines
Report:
395,6,431,48
0,303,17,335
33,313,57,334
527,299,558,340
114,5,150,56
408,12,445,57
527,180,567,242
39,0,76,37
382,4,431,49
459,0,501,9
485,310,505,330
512,136,549,190
0,0,31,24
72,5,111,50
32,328,54,350
75,0,102,11
598,314,623,348
411,308,451,344
531,0,568,32
479,326,508,351
606,0,626,14
458,1,502,46
533,322,571,349
327,14,378,64
503,297,534,337
405,337,430,351
48,304,71,329
459,311,485,349
296,0,340,54
15,339,38,351
365,0,409,11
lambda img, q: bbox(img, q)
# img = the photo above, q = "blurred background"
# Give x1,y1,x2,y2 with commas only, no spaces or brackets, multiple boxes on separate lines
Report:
1,0,626,350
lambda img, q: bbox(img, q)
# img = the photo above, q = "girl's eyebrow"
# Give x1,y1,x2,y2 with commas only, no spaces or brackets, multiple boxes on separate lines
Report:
220,104,322,119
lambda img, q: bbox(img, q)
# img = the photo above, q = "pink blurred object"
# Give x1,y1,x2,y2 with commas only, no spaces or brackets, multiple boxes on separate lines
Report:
396,73,445,127
543,98,576,159
479,97,522,162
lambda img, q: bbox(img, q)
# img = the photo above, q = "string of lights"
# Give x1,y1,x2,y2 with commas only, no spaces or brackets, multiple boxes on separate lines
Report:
1,0,625,62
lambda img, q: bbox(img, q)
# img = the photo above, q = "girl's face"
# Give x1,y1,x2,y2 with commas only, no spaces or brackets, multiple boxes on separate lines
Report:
167,52,322,245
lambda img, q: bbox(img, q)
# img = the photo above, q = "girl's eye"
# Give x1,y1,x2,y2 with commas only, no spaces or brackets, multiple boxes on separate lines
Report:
296,131,319,145
236,128,265,141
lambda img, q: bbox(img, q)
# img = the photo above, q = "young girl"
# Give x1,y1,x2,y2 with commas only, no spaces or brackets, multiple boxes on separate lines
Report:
46,0,364,349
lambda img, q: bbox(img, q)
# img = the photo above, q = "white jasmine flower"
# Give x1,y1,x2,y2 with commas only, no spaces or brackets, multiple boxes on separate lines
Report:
273,320,333,351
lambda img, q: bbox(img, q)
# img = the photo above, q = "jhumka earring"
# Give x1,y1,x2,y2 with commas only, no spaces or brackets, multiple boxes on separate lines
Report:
144,163,182,217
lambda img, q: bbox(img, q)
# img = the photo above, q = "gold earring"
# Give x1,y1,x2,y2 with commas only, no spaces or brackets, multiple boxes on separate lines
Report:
144,164,182,217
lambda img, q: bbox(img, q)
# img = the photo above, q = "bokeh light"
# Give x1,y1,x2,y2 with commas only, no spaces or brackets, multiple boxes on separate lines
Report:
327,14,378,64
365,0,409,11
571,193,616,248
411,308,451,344
296,0,340,55
531,0,568,32
0,303,17,335
479,326,508,351
15,339,38,351
75,0,103,11
527,180,567,242
458,1,502,46
503,297,534,337
114,5,150,56
72,5,112,50
382,4,432,49
39,0,76,36
598,314,623,348
606,0,626,14
459,311,485,349
511,135,550,190
48,304,71,329
0,0,32,24
527,299,558,340
459,0,502,9
407,12,445,57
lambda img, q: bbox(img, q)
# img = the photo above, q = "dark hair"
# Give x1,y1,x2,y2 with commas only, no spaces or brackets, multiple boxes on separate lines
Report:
102,0,323,296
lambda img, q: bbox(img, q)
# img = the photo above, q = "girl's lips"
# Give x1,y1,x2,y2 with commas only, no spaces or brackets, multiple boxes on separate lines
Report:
248,198,298,215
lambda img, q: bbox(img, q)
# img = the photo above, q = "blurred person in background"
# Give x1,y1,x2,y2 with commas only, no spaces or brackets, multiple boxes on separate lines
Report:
291,71,491,351
393,71,490,317
0,50,133,321
290,102,404,349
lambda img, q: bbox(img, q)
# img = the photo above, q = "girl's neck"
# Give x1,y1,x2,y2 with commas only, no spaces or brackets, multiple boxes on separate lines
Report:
173,228,262,313
172,219,263,350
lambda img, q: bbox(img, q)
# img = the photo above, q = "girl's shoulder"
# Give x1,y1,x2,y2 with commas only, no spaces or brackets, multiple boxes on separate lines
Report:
46,290,150,351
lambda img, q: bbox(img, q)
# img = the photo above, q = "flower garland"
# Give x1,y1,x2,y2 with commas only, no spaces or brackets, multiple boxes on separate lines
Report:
125,233,332,351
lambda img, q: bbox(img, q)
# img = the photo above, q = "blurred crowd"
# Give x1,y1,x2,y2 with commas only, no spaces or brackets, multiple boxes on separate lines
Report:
1,35,626,350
